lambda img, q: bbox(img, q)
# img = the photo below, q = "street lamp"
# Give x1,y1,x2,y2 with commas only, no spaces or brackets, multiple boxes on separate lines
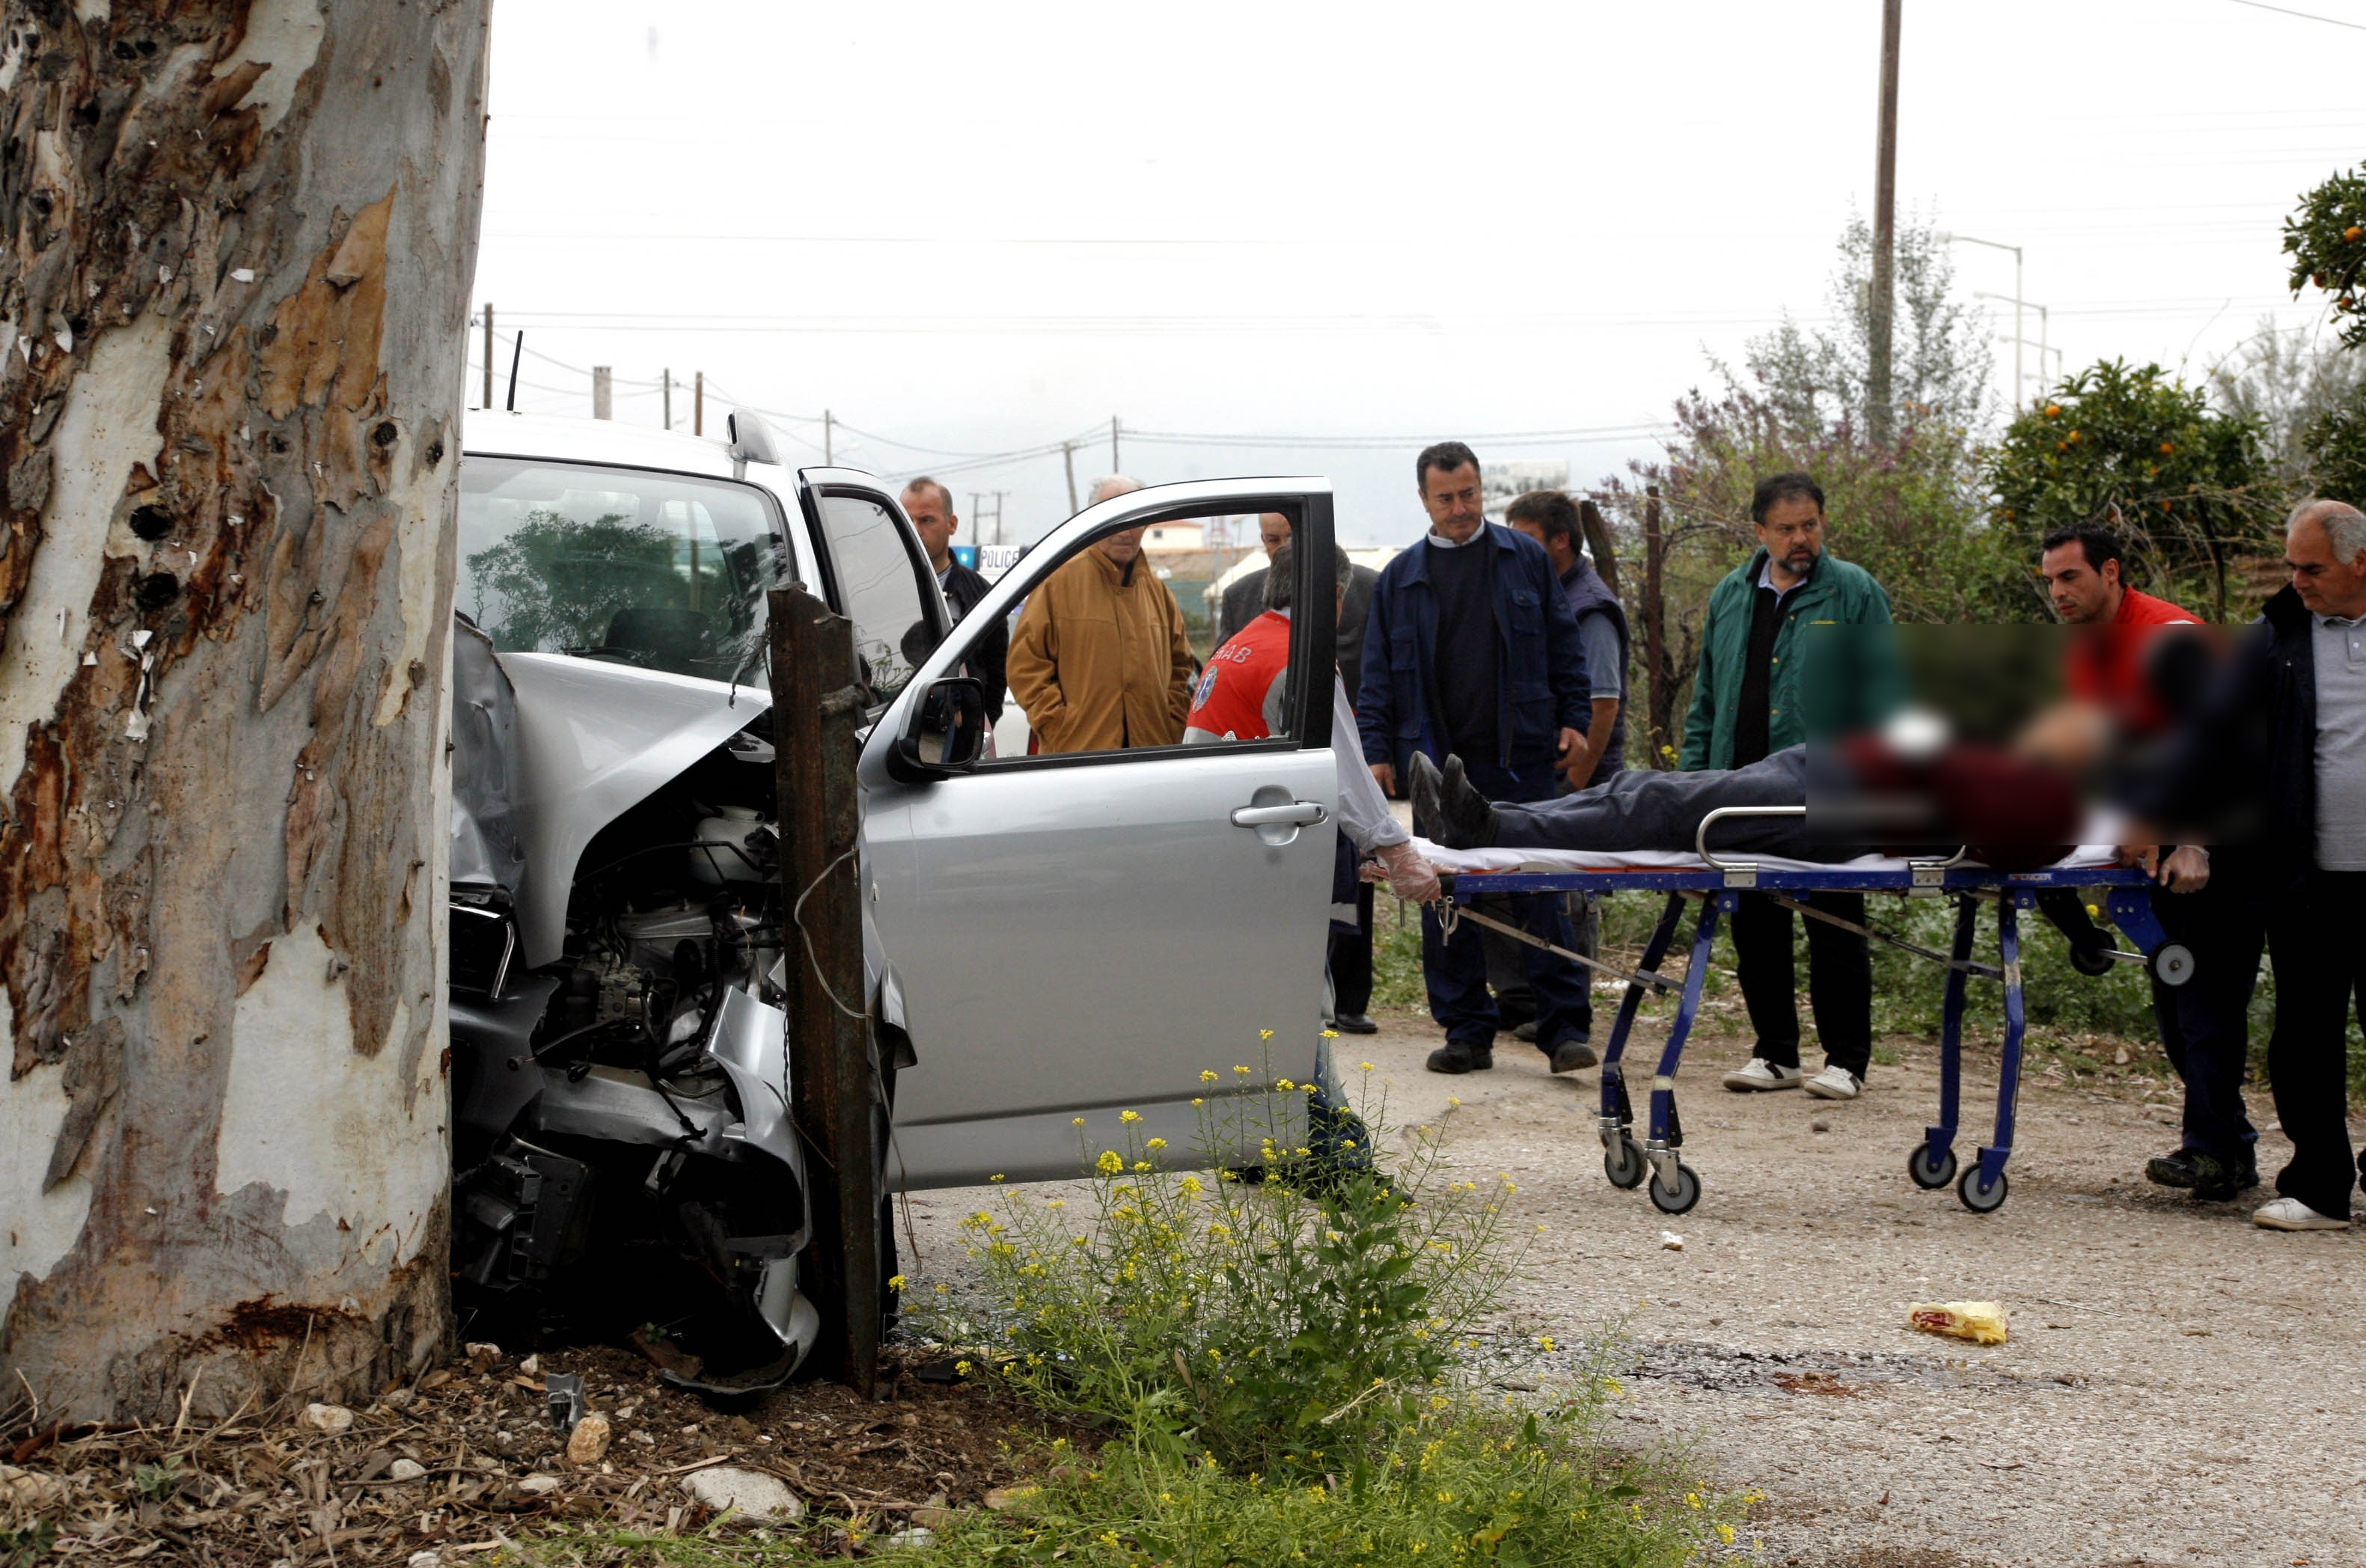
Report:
1972,292,2061,399
1938,232,2025,408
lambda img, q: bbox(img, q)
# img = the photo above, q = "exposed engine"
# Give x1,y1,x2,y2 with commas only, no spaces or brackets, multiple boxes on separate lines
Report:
446,621,817,1395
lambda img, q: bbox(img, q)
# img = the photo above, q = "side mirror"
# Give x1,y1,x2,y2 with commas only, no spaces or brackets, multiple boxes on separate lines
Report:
890,676,986,780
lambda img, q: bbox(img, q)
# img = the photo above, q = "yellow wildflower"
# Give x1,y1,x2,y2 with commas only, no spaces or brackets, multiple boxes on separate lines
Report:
1277,1077,1296,1091
1097,1150,1124,1175
1120,1109,1142,1123
1146,1137,1167,1151
1200,1069,1220,1082
887,1274,908,1291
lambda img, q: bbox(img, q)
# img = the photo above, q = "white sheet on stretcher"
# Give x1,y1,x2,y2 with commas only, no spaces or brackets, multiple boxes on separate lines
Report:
1413,838,2124,877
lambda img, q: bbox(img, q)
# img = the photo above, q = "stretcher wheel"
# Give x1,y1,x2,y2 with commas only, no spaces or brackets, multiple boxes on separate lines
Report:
1907,1142,1957,1189
1604,1133,1645,1189
1957,1165,2009,1213
1648,1162,1702,1216
2149,943,2195,988
2067,941,2118,978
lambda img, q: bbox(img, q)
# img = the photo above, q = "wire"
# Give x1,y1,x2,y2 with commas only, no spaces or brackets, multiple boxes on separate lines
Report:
2227,0,2366,30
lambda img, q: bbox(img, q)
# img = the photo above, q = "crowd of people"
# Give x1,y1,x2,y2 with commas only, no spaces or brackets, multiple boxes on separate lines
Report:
892,446,2366,1237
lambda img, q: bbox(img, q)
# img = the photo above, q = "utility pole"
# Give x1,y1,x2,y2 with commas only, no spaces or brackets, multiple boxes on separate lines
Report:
694,370,704,436
1062,441,1078,513
592,364,613,420
480,303,494,411
969,490,1009,545
1867,0,1902,444
1110,415,1120,473
662,368,672,431
824,408,834,465
768,586,881,1397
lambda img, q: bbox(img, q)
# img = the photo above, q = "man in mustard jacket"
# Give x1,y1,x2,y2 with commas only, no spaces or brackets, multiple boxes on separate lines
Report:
1682,472,1901,1103
1006,483,1196,753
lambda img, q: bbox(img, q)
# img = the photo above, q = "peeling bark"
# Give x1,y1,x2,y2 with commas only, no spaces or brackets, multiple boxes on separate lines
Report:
0,0,490,1422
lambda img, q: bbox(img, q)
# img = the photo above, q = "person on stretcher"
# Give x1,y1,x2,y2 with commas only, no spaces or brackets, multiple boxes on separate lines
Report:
1407,711,2085,872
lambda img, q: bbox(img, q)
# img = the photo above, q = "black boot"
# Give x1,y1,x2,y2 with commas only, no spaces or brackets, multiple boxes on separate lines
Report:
1409,753,1501,851
1425,1038,1494,1074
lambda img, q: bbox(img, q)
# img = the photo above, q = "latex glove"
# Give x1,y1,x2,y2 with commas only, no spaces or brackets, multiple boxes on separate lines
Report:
1375,840,1441,903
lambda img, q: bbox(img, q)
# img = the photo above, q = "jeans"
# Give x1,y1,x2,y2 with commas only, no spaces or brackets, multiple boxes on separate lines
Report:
2264,869,2365,1220
1728,890,1873,1077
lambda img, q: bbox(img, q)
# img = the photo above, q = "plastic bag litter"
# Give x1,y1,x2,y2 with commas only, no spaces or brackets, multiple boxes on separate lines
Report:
1907,1300,2008,1345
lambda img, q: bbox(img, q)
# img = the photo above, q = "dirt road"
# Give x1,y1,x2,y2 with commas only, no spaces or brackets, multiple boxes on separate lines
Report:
901,1012,2366,1568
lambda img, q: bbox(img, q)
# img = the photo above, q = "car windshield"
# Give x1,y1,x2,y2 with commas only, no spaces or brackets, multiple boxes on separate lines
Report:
456,456,785,683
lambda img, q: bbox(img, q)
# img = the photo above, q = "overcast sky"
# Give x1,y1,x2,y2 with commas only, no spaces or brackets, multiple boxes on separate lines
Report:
465,0,2366,546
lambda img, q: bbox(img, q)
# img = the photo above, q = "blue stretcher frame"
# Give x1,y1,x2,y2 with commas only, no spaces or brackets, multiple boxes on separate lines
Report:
1438,857,2177,1217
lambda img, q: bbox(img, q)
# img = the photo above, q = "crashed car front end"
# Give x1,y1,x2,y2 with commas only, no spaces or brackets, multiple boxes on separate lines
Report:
443,450,818,1394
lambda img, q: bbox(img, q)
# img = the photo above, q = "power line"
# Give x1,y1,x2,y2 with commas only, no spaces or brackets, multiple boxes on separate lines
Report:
2226,0,2366,31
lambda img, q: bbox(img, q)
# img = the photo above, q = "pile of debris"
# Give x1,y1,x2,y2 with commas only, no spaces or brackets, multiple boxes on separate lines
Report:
0,1343,1087,1562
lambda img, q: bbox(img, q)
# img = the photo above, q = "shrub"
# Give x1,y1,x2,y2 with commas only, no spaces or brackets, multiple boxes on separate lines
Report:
926,1056,1528,1476
1986,360,2279,621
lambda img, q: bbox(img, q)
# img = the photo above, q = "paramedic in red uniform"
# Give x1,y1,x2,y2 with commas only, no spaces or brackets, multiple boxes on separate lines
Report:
2038,520,2258,1204
1187,541,1437,916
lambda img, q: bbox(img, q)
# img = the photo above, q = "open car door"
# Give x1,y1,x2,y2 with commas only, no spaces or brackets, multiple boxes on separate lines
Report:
860,480,1342,1186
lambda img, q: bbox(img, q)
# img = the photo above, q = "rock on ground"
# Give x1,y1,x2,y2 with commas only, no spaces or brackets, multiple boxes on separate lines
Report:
680,1465,802,1521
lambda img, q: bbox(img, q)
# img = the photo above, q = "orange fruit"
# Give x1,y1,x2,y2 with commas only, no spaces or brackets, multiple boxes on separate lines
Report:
2346,225,2362,241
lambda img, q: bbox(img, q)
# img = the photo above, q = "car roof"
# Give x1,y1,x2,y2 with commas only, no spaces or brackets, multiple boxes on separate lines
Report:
460,411,742,480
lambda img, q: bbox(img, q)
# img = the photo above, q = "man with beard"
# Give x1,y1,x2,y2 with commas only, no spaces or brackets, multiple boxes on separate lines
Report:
1682,472,1900,1103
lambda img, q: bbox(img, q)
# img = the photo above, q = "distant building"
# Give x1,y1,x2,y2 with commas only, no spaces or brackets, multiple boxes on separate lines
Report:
1482,459,1570,515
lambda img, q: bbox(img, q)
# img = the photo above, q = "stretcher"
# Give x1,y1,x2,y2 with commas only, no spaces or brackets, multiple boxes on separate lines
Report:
1422,806,2189,1217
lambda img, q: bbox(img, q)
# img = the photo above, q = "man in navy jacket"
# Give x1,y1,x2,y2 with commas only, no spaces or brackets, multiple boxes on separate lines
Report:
1359,441,1595,1075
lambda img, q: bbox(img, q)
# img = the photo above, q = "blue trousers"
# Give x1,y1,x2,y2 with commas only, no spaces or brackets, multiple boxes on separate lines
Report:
1420,750,1592,1051
1421,892,1593,1052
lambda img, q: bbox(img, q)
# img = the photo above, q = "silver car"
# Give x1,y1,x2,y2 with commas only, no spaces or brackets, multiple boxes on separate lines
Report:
447,411,1343,1391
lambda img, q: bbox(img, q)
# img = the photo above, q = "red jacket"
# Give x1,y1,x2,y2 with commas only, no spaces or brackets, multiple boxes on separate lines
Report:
1187,610,1292,740
2065,586,2198,736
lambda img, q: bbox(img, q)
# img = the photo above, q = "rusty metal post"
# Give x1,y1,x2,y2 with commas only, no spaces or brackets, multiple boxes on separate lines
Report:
769,587,879,1397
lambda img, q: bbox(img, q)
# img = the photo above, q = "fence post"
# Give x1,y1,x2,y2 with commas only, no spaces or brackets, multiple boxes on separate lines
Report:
1642,485,1670,767
769,586,880,1397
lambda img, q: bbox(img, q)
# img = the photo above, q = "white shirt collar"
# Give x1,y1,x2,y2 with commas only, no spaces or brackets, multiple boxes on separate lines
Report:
1427,527,1482,549
1757,556,1808,599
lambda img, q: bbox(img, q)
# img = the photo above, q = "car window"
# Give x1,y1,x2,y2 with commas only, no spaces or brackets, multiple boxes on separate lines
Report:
982,511,1316,762
456,456,784,683
813,491,939,705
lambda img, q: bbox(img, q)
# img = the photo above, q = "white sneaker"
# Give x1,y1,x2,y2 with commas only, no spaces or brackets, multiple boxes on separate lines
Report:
2252,1197,2351,1231
1722,1058,1804,1092
1803,1065,1864,1101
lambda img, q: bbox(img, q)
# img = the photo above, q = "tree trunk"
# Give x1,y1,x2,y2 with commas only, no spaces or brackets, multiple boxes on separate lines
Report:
0,0,490,1424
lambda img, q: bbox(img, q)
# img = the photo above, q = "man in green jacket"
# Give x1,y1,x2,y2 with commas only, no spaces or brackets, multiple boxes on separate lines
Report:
1681,472,1901,1103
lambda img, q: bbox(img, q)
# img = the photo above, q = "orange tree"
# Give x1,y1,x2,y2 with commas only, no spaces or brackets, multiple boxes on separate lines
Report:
1986,360,2279,622
2284,162,2366,349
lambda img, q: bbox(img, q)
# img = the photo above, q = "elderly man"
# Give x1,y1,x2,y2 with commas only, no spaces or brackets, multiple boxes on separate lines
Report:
1005,476,1193,753
2142,499,2366,1230
1687,472,1900,1103
1360,441,1595,1076
901,477,1006,721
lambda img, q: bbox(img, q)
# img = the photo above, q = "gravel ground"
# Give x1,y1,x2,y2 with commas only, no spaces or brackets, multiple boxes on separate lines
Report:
900,1008,2366,1568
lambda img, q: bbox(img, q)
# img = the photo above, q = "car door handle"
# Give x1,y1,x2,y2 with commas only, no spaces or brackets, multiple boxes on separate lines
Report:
1231,800,1328,828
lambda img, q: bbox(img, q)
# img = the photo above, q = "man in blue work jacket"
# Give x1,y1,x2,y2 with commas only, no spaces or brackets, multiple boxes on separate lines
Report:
1360,441,1596,1076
